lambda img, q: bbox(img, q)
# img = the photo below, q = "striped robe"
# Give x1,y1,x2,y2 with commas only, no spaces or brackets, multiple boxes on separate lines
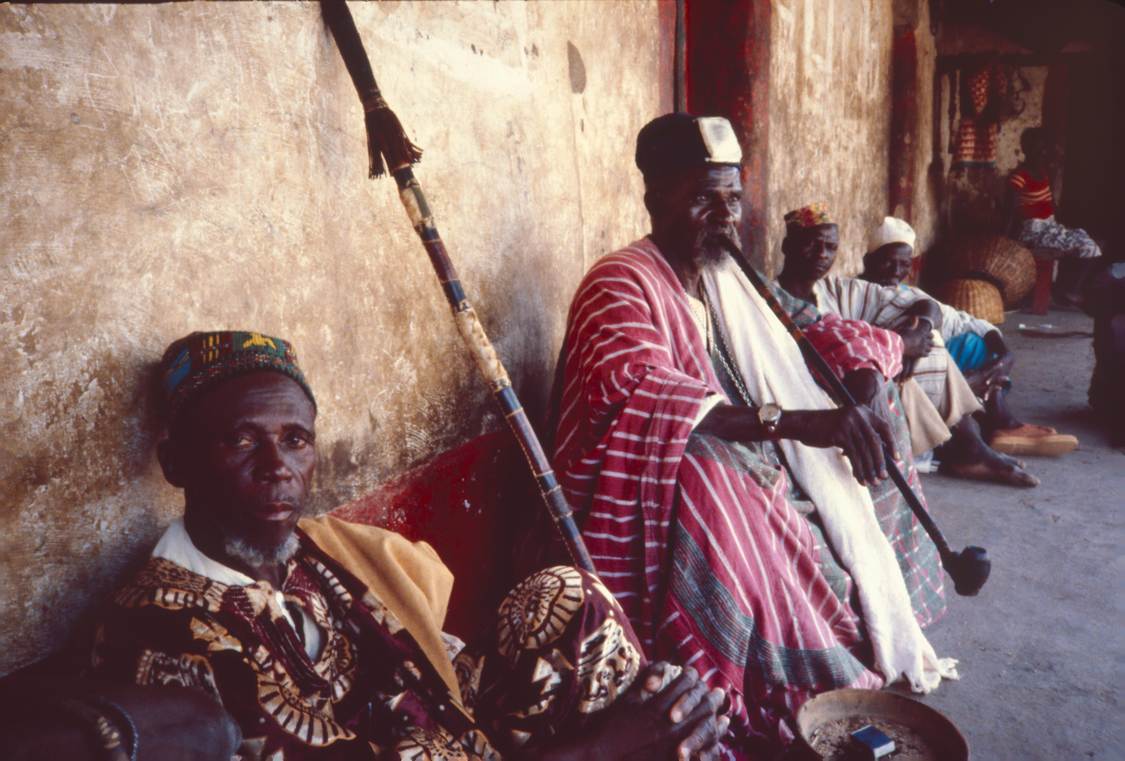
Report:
554,240,945,749
904,284,997,343
813,276,962,417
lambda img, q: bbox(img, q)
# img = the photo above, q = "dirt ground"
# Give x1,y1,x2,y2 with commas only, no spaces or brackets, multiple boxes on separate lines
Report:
909,307,1124,760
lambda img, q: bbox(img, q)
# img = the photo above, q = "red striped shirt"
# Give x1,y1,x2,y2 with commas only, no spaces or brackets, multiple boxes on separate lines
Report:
1009,168,1055,219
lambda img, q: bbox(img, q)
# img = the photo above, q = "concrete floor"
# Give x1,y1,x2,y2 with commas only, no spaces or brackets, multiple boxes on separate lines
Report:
909,307,1123,760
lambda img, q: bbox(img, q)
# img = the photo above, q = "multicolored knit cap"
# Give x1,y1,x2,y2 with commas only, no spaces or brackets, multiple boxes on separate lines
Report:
159,330,316,421
783,203,835,232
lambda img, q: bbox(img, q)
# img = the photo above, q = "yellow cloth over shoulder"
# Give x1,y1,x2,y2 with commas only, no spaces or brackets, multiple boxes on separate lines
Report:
299,513,460,698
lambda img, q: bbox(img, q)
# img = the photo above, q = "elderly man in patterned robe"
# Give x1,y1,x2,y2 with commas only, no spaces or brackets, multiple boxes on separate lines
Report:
553,114,956,755
92,331,728,760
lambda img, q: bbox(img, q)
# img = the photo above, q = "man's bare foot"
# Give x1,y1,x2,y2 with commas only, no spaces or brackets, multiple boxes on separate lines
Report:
994,451,1027,470
940,457,1039,488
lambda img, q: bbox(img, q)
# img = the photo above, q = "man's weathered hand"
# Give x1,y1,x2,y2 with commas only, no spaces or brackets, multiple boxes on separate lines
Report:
964,331,1014,397
981,333,1014,391
640,664,729,760
843,368,896,433
964,355,1011,397
784,406,897,487
538,663,729,761
896,321,934,359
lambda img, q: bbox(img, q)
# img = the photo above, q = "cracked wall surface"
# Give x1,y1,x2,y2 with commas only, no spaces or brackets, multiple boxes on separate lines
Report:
766,0,896,276
0,1,670,674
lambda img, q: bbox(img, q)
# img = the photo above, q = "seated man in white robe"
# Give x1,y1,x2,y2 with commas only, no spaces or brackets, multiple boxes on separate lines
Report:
860,216,1078,458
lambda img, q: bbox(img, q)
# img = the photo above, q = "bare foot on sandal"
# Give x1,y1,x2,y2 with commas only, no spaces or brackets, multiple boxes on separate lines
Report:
940,458,1039,488
994,451,1027,470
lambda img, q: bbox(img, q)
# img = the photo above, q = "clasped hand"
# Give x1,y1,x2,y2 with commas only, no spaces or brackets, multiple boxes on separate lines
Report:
537,663,729,761
896,321,934,359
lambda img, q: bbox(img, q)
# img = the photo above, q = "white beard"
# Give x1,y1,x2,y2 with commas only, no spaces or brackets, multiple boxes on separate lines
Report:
224,532,299,569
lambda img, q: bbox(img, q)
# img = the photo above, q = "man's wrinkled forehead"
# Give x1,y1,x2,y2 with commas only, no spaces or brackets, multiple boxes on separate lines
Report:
184,371,317,435
650,164,742,196
688,163,741,187
870,241,914,262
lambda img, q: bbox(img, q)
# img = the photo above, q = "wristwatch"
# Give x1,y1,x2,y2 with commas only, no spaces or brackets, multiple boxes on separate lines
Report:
758,402,782,437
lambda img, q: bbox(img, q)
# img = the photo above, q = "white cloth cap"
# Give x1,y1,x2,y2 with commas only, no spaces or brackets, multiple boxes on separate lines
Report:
869,216,918,256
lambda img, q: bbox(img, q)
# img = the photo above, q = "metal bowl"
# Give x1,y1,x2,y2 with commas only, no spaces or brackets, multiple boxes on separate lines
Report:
794,688,969,760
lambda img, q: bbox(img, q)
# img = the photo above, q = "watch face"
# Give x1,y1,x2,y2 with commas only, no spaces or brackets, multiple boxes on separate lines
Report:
760,402,782,425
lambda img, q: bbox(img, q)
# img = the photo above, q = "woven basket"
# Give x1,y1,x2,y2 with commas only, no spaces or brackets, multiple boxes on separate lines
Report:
937,277,1005,326
948,234,1036,307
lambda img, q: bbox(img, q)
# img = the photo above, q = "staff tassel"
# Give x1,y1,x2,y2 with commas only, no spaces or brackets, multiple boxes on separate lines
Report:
320,0,595,574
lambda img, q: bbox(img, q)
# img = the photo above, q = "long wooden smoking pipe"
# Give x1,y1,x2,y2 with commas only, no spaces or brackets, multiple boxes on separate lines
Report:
722,241,991,596
320,0,594,574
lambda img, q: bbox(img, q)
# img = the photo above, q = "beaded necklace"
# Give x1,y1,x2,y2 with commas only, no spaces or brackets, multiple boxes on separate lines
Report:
686,292,712,353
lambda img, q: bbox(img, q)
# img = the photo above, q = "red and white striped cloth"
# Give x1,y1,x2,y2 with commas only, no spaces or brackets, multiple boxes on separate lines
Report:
804,312,903,382
553,239,940,750
1009,168,1056,220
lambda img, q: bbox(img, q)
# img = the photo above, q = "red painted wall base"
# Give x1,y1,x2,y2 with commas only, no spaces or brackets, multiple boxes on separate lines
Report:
330,430,551,642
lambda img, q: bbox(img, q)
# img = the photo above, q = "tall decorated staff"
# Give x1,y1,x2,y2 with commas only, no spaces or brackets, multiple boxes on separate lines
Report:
319,0,595,573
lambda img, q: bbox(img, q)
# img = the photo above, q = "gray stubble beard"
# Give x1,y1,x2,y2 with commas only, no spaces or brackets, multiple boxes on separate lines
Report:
224,532,299,569
692,227,740,267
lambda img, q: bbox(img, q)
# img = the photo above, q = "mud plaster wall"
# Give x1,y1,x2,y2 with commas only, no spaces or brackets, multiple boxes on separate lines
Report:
765,0,894,276
900,0,938,255
991,66,1047,177
0,1,670,675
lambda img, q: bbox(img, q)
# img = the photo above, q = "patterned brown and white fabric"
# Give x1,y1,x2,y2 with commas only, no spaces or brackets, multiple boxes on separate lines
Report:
95,530,481,760
95,531,644,761
469,566,644,754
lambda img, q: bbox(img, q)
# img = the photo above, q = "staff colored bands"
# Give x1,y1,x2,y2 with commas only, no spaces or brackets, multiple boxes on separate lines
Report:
388,167,593,571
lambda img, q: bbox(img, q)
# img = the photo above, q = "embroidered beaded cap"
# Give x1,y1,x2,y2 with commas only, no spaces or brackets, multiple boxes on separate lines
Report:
159,330,316,420
868,216,918,256
783,203,834,231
